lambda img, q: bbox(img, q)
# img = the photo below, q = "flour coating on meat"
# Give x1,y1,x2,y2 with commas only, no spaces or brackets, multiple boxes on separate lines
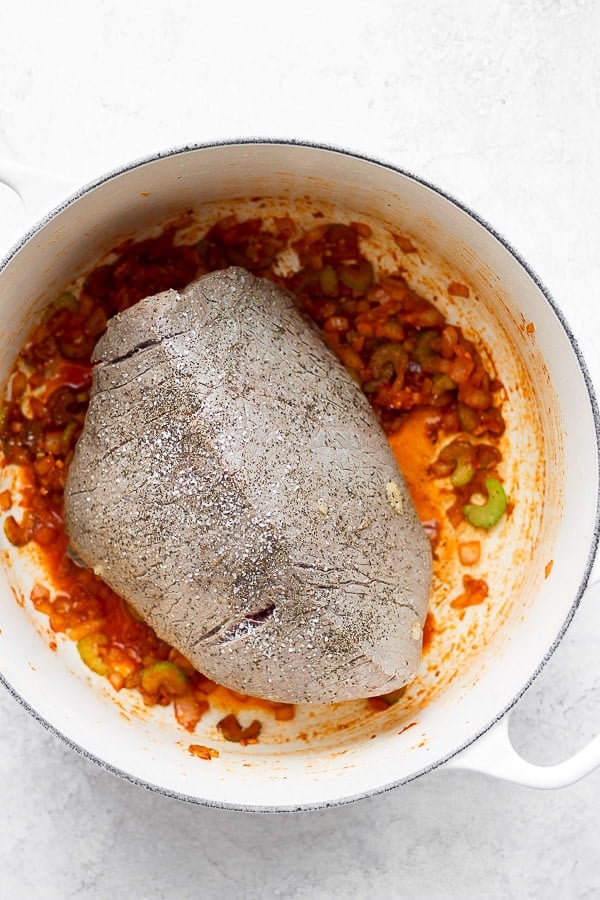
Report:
65,267,432,703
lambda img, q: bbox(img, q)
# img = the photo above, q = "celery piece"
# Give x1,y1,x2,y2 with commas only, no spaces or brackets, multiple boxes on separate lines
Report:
464,477,507,528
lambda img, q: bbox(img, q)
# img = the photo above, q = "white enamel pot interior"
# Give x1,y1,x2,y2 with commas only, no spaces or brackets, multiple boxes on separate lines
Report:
0,141,598,811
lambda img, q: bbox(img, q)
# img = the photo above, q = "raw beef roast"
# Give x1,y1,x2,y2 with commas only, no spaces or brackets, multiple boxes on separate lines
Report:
65,267,432,703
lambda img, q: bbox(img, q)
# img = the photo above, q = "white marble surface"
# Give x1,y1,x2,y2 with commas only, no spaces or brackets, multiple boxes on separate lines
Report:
0,1,599,897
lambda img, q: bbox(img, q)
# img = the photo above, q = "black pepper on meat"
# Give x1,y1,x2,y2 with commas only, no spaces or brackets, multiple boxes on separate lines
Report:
64,267,432,703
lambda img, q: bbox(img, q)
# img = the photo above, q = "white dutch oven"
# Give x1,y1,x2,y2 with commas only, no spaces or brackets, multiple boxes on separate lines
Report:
0,141,599,811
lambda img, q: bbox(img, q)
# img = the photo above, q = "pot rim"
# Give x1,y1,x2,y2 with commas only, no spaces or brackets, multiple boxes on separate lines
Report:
1,137,599,812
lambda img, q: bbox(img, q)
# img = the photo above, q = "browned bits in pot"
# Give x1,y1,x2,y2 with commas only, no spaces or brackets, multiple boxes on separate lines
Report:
217,714,262,744
393,234,418,253
188,744,220,760
448,281,470,297
450,575,489,610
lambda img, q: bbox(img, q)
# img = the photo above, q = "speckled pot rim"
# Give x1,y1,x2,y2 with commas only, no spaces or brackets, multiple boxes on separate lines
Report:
1,138,599,813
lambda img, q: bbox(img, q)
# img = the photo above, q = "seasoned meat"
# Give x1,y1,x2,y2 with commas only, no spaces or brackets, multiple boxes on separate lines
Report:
64,267,432,703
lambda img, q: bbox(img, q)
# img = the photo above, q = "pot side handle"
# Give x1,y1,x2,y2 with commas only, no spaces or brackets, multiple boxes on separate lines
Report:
445,581,600,789
0,158,77,222
444,715,600,788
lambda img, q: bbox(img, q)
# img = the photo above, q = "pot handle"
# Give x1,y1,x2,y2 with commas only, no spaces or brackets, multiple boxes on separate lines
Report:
0,158,77,222
444,715,600,788
445,580,600,788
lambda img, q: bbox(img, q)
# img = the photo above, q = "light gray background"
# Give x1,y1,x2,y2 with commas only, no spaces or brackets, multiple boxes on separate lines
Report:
0,1,599,898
